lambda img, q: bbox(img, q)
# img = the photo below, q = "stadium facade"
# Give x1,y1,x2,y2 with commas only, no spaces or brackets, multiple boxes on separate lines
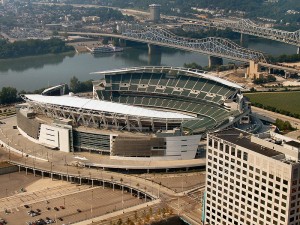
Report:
17,67,250,161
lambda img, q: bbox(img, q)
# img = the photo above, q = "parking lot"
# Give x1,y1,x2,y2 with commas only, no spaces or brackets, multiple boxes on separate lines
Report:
0,172,144,225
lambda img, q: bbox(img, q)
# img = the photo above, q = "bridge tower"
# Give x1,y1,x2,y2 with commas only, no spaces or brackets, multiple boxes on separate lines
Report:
208,56,223,68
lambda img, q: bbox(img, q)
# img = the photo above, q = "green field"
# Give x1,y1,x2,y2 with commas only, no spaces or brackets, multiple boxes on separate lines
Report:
245,91,300,115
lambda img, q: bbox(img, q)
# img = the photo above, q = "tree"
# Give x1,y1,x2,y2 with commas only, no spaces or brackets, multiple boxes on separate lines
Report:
102,38,109,45
134,211,138,220
0,87,18,104
69,76,80,93
183,62,202,70
52,30,59,36
116,218,123,225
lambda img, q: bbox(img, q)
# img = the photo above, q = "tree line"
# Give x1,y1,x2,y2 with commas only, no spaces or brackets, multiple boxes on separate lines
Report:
0,38,74,59
77,0,300,25
0,76,93,105
172,27,241,40
251,102,300,119
269,54,300,63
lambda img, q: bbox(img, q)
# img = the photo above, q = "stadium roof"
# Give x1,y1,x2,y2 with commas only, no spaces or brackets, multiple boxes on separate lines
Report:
42,84,65,95
91,66,243,89
24,94,195,119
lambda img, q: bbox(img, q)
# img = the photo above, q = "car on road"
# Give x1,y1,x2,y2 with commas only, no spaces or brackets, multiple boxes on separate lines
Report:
54,207,59,211
59,206,65,209
24,205,30,208
76,209,82,213
58,217,63,221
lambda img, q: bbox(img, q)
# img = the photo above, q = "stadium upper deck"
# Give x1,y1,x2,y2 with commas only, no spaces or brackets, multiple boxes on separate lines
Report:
93,66,247,134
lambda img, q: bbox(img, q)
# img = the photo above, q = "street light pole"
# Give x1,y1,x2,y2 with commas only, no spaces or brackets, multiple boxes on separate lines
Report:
91,190,93,217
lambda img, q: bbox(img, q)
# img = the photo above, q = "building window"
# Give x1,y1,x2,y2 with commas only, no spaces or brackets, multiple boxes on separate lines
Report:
262,171,267,176
209,139,212,147
220,143,224,151
231,147,236,156
243,152,248,161
213,140,218,149
237,150,242,159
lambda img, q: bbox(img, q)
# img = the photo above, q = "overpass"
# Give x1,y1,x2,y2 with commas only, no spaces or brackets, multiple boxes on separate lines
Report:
66,25,268,64
184,19,300,48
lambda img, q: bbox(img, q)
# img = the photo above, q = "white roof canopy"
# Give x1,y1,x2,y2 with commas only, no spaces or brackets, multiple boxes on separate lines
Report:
25,95,194,119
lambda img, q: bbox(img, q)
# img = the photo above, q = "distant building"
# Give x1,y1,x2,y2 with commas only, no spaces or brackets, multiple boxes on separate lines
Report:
204,128,300,225
82,16,100,23
149,4,161,22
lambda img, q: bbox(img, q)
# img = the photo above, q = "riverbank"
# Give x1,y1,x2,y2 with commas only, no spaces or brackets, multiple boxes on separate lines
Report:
0,38,75,60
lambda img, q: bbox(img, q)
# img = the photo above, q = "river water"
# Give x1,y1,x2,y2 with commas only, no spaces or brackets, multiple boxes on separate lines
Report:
0,39,297,91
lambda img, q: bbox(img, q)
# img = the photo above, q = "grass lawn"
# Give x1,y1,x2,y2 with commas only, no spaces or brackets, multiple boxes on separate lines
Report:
244,91,300,115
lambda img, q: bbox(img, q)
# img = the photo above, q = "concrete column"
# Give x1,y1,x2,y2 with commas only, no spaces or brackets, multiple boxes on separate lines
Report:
79,178,82,185
18,165,20,173
208,56,223,68
92,179,94,187
148,44,161,55
113,183,115,191
240,33,249,46
297,46,300,55
131,188,132,194
148,46,162,65
26,167,28,175
103,181,105,189
42,171,44,179
268,68,273,74
119,39,126,47
33,169,36,177
51,173,53,180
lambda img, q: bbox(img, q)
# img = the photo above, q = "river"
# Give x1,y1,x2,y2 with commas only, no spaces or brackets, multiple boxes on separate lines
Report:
0,39,297,91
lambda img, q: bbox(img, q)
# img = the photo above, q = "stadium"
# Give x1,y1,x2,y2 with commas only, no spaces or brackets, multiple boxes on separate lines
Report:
17,66,250,162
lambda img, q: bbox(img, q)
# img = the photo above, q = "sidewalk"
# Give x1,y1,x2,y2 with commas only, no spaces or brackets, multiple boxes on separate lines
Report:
73,199,161,225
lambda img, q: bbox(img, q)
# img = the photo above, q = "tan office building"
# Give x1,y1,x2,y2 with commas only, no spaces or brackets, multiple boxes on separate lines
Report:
204,128,300,225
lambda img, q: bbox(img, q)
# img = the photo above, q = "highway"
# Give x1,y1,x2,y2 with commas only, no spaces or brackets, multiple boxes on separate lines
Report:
251,106,300,129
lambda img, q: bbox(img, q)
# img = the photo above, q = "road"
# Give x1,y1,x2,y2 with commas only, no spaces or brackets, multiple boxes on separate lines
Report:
251,106,300,129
